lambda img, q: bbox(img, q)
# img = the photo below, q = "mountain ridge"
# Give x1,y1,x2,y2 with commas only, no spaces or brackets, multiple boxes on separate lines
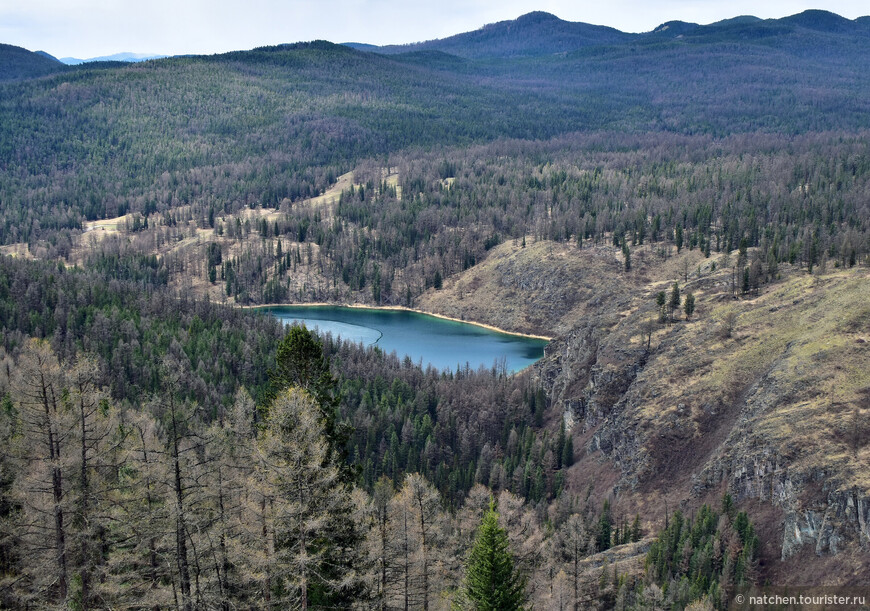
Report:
350,9,870,58
0,43,66,81
366,11,634,58
60,51,169,65
4,8,868,77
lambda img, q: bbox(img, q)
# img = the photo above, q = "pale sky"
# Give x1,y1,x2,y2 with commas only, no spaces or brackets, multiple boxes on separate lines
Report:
1,0,868,60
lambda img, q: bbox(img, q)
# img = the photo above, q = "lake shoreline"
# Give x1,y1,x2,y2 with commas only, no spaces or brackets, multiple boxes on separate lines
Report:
241,302,553,341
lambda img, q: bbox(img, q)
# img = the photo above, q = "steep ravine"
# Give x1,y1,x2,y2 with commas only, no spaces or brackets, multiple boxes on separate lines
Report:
531,266,870,581
427,240,869,582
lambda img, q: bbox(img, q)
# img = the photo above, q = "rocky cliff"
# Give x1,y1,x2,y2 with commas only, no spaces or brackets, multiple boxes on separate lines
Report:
427,238,870,583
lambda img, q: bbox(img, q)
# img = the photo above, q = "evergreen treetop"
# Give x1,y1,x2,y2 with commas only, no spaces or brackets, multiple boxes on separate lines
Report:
464,500,527,611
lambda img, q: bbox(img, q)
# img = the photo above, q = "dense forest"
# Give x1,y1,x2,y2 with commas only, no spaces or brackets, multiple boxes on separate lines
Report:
9,131,867,309
1,7,869,609
3,9,870,251
253,132,869,306
0,260,758,608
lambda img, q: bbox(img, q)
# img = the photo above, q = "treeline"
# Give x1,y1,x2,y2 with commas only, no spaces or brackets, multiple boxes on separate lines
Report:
329,337,573,506
0,255,282,408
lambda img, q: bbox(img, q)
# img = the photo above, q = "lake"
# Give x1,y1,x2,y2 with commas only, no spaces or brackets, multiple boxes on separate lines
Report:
262,305,548,373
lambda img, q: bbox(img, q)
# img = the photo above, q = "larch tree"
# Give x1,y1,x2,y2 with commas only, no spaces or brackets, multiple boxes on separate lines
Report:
112,408,177,609
7,341,123,609
496,489,544,591
257,387,360,610
133,356,213,611
454,484,493,563
400,473,443,611
64,354,125,609
158,391,198,611
10,339,72,605
384,473,445,611
366,476,397,611
223,386,277,607
549,569,571,611
0,351,22,608
555,513,591,611
205,387,261,607
388,481,416,611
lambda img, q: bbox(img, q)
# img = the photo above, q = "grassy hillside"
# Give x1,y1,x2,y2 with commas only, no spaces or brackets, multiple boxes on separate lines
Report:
417,239,628,336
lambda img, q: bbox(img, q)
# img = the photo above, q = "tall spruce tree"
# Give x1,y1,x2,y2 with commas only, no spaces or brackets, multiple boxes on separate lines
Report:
464,500,526,611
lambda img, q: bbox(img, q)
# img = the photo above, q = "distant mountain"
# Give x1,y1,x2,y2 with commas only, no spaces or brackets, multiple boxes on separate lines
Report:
633,9,870,59
644,20,700,39
370,11,634,59
354,9,869,58
780,8,863,32
34,50,62,62
709,15,763,28
60,52,168,65
0,43,66,81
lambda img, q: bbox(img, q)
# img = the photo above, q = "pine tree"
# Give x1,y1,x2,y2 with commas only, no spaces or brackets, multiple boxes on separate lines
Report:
596,500,612,552
464,500,526,611
630,515,642,543
684,292,695,319
669,282,681,322
656,291,667,322
561,433,574,469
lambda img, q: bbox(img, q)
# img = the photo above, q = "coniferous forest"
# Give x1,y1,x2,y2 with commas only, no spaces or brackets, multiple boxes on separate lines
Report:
1,8,869,610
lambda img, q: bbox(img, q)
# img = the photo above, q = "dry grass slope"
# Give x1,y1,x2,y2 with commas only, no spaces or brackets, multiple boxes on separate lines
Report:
423,236,869,581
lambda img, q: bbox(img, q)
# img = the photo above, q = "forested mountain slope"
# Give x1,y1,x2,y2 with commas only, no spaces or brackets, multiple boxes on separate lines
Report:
0,8,868,607
0,43,66,81
371,11,633,58
425,237,870,580
3,13,870,249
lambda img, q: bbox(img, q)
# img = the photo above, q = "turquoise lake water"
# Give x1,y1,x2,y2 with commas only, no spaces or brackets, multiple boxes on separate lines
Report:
262,305,547,373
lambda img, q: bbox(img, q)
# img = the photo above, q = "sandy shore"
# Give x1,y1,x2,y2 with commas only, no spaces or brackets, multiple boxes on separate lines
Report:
240,302,552,341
